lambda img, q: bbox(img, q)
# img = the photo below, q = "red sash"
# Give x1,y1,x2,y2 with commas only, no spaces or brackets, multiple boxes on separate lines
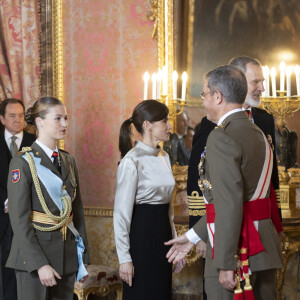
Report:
206,197,271,259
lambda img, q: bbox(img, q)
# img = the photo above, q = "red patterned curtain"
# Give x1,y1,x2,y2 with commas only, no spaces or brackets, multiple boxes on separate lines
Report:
0,0,40,107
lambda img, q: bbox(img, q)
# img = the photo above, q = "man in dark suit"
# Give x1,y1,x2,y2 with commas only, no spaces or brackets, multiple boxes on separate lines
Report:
164,112,190,166
167,65,283,300
0,98,36,300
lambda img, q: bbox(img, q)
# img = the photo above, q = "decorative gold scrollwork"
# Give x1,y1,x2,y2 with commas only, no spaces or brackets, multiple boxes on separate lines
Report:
147,0,158,39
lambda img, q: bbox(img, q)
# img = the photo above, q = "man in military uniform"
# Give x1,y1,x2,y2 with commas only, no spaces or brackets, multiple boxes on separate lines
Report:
166,65,283,300
188,56,282,229
0,98,36,300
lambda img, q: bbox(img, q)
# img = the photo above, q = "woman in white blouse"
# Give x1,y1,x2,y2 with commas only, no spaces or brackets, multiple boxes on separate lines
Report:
114,100,185,299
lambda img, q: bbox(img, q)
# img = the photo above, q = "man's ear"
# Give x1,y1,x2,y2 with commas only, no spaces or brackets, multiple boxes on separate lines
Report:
215,91,223,105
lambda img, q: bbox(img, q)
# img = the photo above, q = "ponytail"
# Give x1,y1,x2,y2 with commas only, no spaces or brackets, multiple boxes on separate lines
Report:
119,100,169,158
119,118,133,158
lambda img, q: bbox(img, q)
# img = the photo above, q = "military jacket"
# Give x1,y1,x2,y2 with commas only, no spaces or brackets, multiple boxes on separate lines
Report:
188,108,281,228
193,112,282,274
6,142,90,275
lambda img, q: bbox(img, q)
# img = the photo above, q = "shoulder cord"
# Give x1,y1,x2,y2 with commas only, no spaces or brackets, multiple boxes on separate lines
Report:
22,147,72,232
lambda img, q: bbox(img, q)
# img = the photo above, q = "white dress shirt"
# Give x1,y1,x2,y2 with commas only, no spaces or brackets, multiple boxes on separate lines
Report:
35,139,59,162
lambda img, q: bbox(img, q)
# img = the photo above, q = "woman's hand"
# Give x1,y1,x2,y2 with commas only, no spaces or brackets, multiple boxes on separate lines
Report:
119,262,134,287
38,265,61,286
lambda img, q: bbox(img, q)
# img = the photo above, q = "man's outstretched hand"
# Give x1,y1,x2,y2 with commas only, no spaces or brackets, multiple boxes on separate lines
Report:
165,234,194,265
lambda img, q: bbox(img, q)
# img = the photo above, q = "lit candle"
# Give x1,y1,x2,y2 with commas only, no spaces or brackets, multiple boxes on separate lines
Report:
286,66,292,97
263,66,270,97
280,61,286,91
151,73,157,99
181,72,188,101
295,65,300,96
143,72,150,100
162,66,168,95
156,69,162,99
270,67,276,97
172,71,178,100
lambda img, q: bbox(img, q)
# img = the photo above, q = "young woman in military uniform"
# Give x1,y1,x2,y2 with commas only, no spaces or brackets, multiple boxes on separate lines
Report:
6,97,89,300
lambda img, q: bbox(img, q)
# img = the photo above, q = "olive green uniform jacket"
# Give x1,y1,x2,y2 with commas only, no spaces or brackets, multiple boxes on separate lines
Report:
6,142,90,275
194,112,282,277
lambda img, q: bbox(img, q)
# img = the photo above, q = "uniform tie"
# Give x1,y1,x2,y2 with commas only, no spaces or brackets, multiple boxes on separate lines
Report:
10,136,19,157
52,151,61,174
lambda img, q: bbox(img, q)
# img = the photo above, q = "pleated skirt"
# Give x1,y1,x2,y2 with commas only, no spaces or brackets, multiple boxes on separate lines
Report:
123,203,172,300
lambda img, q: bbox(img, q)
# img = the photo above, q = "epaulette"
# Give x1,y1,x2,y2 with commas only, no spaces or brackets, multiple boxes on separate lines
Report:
59,149,70,154
16,150,25,156
18,147,33,156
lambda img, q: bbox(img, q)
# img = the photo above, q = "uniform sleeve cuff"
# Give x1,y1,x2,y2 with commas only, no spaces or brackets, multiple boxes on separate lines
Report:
186,228,201,244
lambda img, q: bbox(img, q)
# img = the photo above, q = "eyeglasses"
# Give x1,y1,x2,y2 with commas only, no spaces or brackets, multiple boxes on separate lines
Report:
200,90,216,100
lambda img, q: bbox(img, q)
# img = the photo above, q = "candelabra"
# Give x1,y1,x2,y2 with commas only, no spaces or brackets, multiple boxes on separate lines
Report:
158,95,186,128
143,68,188,129
260,92,300,131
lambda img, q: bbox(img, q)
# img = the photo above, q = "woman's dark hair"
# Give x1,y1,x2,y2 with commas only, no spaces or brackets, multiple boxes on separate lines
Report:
119,100,169,158
25,97,63,129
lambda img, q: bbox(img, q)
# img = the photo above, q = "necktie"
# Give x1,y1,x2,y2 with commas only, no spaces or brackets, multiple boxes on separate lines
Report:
10,136,19,157
52,151,61,174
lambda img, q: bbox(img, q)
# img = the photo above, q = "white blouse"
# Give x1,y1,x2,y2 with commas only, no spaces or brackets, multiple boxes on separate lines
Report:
113,141,176,264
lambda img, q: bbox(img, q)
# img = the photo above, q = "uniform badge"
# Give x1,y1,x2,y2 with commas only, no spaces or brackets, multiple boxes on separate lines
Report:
198,148,207,175
12,169,20,183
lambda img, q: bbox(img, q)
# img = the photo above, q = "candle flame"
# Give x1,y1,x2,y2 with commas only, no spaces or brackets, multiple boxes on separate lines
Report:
151,73,157,81
182,72,188,81
280,61,286,71
157,69,162,80
143,72,150,81
263,65,270,77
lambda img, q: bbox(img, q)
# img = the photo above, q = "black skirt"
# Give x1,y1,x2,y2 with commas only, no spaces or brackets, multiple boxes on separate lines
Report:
123,203,172,300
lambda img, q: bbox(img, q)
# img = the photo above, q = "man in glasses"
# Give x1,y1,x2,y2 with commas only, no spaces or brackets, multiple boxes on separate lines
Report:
188,55,282,230
166,64,283,300
186,56,283,299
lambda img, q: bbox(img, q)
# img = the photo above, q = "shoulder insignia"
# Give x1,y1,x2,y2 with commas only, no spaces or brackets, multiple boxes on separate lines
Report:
12,169,20,183
59,149,70,154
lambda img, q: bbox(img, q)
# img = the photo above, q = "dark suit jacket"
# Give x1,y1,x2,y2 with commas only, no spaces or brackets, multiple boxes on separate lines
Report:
194,112,282,275
6,142,90,275
188,108,281,227
0,130,36,241
164,133,190,166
